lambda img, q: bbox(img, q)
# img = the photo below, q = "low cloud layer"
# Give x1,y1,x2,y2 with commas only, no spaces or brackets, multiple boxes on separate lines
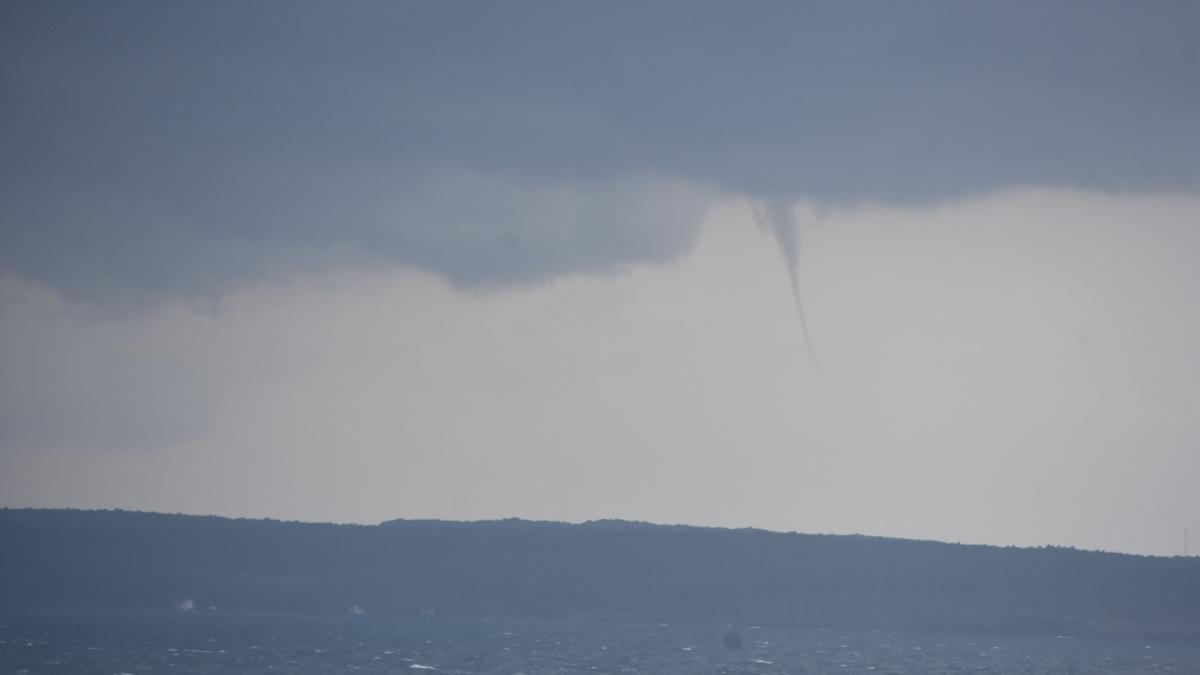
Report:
2,1,1197,302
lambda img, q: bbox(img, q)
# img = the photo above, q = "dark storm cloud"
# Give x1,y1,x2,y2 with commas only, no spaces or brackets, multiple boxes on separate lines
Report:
2,0,1197,301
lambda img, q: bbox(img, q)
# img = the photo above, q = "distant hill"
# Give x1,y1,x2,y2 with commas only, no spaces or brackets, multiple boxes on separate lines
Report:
2,508,1198,639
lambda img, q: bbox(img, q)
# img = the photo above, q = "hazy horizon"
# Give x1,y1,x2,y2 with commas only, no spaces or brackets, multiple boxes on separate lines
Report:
3,1,1199,558
7,505,1194,561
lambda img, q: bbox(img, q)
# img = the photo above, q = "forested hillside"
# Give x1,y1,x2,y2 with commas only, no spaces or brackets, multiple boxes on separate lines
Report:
2,509,1198,639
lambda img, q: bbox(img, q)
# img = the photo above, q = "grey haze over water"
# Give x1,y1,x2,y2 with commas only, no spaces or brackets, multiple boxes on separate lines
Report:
2,1,1199,556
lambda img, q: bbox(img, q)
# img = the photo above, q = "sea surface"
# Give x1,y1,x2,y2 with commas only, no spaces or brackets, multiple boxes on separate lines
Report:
2,609,1198,674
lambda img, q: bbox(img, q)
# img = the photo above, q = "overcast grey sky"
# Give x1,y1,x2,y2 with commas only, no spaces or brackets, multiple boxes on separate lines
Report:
2,1,1199,556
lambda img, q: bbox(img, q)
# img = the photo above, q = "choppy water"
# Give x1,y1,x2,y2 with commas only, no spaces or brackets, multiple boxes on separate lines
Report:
3,609,1198,674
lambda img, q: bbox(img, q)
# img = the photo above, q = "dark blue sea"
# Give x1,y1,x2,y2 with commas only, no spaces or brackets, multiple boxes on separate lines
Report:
3,609,1198,674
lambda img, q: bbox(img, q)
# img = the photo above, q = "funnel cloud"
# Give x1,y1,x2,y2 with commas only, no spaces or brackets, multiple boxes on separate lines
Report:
754,200,824,376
